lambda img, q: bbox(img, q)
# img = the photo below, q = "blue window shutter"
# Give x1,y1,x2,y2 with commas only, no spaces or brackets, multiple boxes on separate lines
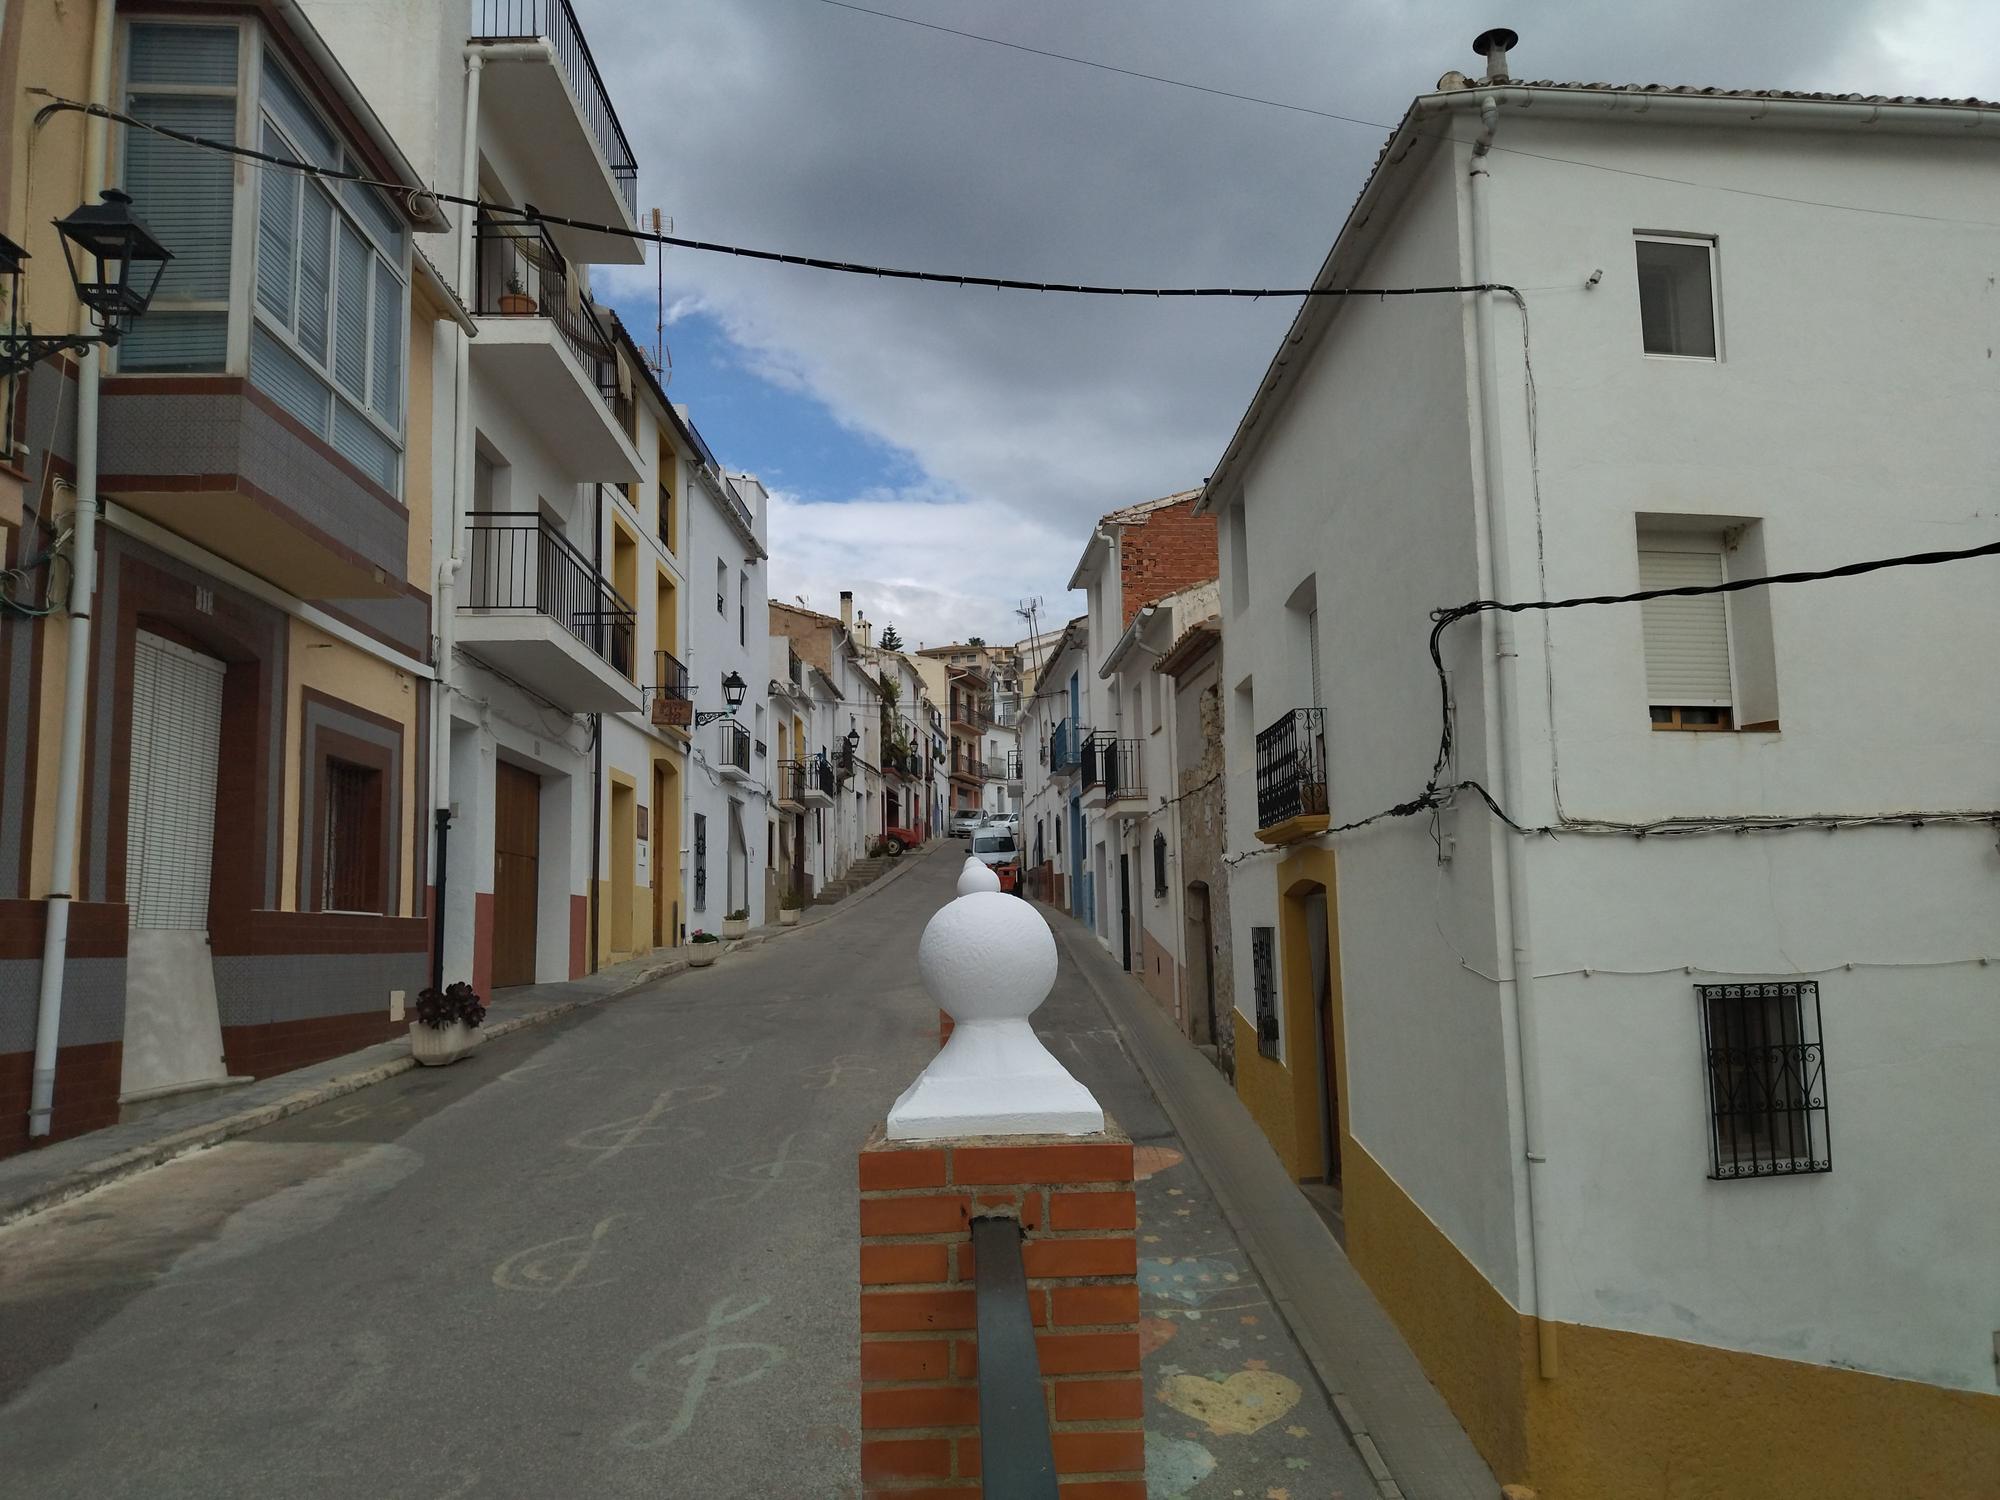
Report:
118,312,229,372
260,58,339,170
333,403,397,491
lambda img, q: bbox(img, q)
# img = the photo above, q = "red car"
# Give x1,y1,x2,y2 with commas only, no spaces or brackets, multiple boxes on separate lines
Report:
882,824,924,855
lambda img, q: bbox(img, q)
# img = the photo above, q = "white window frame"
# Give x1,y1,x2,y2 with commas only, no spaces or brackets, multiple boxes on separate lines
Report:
111,17,254,375
1634,231,1722,363
247,34,408,486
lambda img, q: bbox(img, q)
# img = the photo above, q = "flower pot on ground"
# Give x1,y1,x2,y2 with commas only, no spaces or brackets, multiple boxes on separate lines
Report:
410,982,487,1066
778,894,801,927
722,909,749,939
688,929,721,967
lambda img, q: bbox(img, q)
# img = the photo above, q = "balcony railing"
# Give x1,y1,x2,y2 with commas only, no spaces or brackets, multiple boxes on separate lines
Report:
718,720,751,774
1049,719,1086,775
1255,708,1328,829
463,511,634,675
474,215,619,408
646,648,690,727
1081,732,1142,799
471,0,639,217
809,754,837,800
777,759,806,805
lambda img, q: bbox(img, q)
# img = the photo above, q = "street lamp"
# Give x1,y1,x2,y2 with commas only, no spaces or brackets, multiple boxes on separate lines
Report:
1,191,173,377
694,669,748,727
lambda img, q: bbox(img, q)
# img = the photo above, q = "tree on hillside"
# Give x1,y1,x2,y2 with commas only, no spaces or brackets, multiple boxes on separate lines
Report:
878,623,904,651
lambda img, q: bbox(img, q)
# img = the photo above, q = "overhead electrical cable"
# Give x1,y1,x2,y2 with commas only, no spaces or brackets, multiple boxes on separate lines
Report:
802,1,2000,230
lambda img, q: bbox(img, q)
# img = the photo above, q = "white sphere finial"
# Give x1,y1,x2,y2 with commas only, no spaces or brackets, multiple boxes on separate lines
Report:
958,856,1001,895
886,886,1104,1140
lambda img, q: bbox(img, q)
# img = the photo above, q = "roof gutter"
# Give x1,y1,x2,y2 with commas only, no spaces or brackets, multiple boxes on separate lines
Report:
1098,603,1157,679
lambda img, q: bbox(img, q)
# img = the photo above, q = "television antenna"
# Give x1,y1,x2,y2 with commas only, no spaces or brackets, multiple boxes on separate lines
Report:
648,207,674,385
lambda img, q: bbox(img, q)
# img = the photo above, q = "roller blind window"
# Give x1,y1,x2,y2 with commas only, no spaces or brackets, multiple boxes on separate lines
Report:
1639,540,1733,727
119,25,240,373
249,52,406,494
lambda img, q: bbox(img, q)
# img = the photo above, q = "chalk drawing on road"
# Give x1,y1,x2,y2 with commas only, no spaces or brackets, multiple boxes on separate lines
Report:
618,1295,786,1451
800,1054,873,1091
306,1096,416,1131
1155,1368,1302,1437
1145,1432,1218,1499
492,1213,628,1296
697,1133,827,1210
565,1084,726,1165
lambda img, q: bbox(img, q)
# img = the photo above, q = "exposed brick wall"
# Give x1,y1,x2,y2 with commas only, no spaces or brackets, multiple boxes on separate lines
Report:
769,604,838,675
1118,498,1218,628
0,1041,122,1159
859,1128,1143,1499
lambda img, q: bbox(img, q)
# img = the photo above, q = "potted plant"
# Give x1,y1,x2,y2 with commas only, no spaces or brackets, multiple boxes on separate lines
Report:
722,908,750,940
498,272,537,316
410,981,486,1066
778,890,802,926
687,929,721,967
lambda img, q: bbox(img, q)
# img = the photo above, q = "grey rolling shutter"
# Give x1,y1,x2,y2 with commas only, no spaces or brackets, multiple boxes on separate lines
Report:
333,221,369,398
122,93,235,302
371,257,402,426
255,123,298,323
334,402,397,490
127,632,226,930
251,324,330,433
127,23,238,86
1638,545,1732,706
297,182,335,362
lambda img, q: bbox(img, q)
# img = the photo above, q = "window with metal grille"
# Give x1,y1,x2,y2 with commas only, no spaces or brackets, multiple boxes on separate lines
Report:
1698,981,1830,1180
321,758,384,913
1152,830,1167,898
1252,927,1278,1059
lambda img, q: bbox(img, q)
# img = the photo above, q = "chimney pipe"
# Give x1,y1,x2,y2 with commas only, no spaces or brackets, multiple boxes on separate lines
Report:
1473,27,1518,84
840,590,853,629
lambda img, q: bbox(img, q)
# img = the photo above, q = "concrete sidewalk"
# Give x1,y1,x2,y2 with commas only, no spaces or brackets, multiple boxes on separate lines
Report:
0,842,935,1230
1042,901,1500,1500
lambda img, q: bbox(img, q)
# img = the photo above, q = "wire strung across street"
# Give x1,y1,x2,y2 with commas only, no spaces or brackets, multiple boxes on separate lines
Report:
33,95,1510,301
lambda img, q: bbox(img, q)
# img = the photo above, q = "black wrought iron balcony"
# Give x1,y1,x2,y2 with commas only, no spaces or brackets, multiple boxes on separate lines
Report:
718,720,751,777
776,758,806,807
1255,708,1328,835
1049,719,1087,776
463,511,634,676
474,215,619,406
1081,732,1142,801
471,0,639,217
646,648,690,727
807,753,838,802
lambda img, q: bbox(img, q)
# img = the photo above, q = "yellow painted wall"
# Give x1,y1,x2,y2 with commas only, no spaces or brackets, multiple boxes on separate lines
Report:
1232,844,1342,1184
282,620,422,916
403,288,439,589
1345,1137,2000,1497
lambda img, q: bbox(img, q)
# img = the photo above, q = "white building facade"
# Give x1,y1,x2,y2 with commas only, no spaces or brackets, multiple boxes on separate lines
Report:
1202,51,2000,1498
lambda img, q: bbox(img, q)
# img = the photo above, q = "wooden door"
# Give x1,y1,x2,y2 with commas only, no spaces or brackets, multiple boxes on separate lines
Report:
493,761,540,987
652,764,668,947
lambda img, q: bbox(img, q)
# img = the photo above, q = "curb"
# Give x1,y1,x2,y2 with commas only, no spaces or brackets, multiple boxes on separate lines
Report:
0,849,939,1229
1048,912,1410,1500
0,959,680,1231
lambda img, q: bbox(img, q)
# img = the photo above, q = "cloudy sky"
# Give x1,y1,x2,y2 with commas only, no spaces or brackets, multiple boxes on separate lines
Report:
586,0,1998,648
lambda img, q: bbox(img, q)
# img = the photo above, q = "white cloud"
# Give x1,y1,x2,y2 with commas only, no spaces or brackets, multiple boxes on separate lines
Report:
765,488,1077,648
584,0,1985,637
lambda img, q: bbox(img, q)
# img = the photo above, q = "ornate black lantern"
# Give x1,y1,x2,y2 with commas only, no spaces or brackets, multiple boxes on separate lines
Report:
1,191,173,376
695,669,750,727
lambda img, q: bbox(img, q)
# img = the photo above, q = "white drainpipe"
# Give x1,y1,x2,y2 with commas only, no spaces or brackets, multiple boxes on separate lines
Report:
30,0,117,1137
1468,94,1557,1377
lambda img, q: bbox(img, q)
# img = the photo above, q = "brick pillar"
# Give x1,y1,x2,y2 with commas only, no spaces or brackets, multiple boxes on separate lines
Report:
859,1126,1144,1498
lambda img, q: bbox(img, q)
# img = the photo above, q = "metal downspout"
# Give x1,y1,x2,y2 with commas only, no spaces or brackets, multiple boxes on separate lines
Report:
1468,94,1557,1378
29,0,117,1139
432,50,483,994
